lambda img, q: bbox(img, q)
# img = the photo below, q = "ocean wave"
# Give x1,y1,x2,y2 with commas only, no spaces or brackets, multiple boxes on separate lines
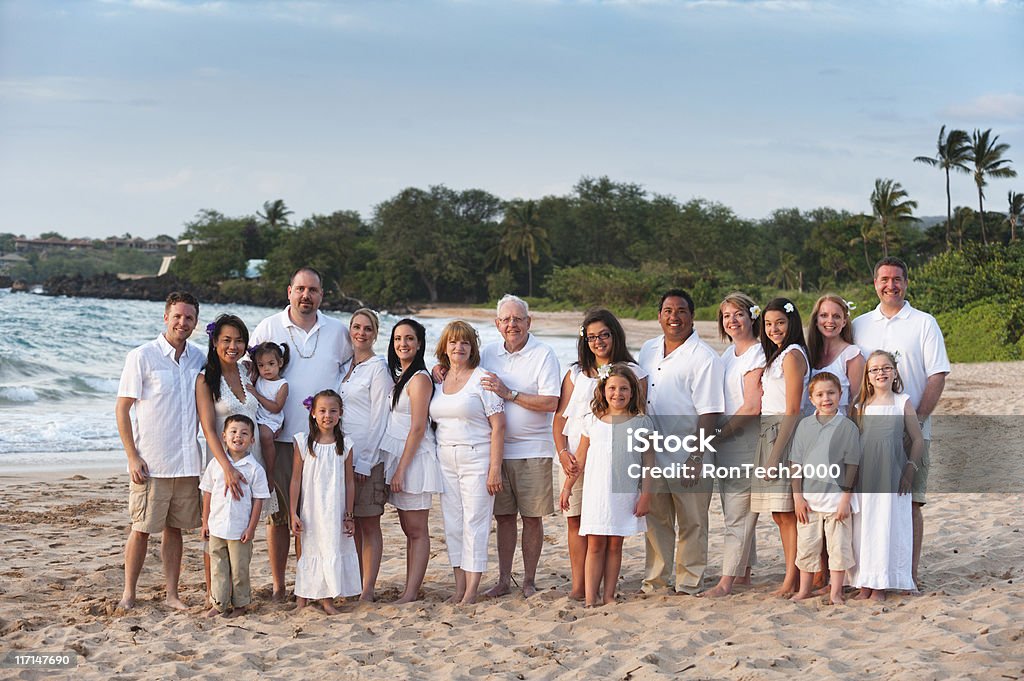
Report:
72,376,121,394
0,412,121,454
0,386,39,403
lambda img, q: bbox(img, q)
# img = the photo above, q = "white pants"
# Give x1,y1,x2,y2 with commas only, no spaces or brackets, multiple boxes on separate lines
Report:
438,444,494,573
715,441,758,577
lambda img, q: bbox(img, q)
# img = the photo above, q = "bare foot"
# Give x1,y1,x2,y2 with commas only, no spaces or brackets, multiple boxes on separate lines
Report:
459,595,478,605
700,584,733,598
484,582,511,598
854,588,871,600
770,585,795,598
870,590,887,602
829,593,846,605
393,593,419,605
116,596,136,612
271,590,289,603
790,591,813,601
293,597,308,611
734,576,752,586
322,600,340,615
570,591,586,601
522,583,537,598
165,596,189,611
444,594,463,604
226,607,247,618
359,593,375,603
205,606,222,618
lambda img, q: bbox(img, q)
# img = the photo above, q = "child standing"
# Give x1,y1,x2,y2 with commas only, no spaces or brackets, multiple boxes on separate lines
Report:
290,389,361,614
249,341,290,482
790,372,861,605
199,414,271,618
849,350,924,600
560,364,653,607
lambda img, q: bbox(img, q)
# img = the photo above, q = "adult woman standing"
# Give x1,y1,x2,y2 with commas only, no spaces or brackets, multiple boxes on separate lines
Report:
704,293,764,597
552,308,646,600
377,318,443,604
338,308,393,602
806,294,865,413
430,321,506,605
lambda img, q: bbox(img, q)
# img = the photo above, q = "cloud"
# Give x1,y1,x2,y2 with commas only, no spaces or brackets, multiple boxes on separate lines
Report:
122,169,194,193
100,0,228,14
942,93,1024,121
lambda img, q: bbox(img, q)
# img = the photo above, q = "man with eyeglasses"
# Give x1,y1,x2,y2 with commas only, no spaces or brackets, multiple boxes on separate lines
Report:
479,294,562,597
852,256,949,588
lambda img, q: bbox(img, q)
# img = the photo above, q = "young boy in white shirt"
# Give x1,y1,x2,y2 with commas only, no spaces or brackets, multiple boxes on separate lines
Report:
790,372,861,605
200,414,271,617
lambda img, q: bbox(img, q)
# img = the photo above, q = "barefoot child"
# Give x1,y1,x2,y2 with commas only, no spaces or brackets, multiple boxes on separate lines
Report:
199,414,271,618
290,390,361,614
249,341,290,487
790,372,861,605
848,350,924,600
560,364,653,607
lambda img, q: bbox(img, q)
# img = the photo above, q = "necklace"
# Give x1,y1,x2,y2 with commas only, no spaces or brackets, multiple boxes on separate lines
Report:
287,325,320,360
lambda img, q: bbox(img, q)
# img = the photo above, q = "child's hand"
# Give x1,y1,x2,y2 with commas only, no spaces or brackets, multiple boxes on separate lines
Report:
898,463,915,496
291,514,303,535
342,518,355,537
559,486,572,512
634,492,651,518
836,494,852,522
240,527,254,543
794,495,810,524
201,524,210,540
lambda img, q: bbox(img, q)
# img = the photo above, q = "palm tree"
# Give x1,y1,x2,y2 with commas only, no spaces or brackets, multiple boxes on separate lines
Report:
914,125,971,249
495,199,549,296
953,205,973,250
257,199,294,230
1008,191,1024,242
870,178,918,257
966,129,1018,244
768,251,800,290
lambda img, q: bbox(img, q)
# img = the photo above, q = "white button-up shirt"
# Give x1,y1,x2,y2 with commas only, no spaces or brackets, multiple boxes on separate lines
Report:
481,334,562,459
199,453,271,540
251,308,353,443
852,302,950,439
117,335,205,478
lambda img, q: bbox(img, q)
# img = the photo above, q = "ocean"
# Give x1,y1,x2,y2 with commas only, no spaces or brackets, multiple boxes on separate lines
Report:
0,290,581,470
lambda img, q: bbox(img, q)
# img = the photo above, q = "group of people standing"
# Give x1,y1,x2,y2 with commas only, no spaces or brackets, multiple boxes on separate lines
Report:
115,256,949,615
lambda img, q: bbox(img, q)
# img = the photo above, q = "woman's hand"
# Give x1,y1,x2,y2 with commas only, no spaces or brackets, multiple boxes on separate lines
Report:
558,448,578,478
291,513,303,535
342,518,355,537
486,467,503,496
634,492,651,518
390,467,406,494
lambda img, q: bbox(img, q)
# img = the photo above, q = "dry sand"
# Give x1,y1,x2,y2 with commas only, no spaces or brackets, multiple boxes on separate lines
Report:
2,308,1022,680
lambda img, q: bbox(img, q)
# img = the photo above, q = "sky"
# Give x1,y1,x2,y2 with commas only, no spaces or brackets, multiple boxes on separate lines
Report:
0,0,1022,239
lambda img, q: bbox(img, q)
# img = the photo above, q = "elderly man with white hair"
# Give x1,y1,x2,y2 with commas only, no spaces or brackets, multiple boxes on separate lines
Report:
479,294,562,597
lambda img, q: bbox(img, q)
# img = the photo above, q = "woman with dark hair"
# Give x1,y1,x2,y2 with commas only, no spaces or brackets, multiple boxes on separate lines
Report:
196,313,279,600
377,318,443,604
552,308,647,600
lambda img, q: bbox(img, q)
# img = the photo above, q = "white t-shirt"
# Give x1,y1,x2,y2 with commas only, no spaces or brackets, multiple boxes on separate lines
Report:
639,331,725,468
339,355,393,476
721,343,766,417
429,367,505,447
480,334,562,460
199,453,271,540
250,308,353,443
117,335,205,478
852,302,950,439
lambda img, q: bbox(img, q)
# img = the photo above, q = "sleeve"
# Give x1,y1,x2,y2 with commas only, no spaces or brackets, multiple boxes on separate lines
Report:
356,362,393,476
580,413,594,439
292,433,307,461
537,348,563,397
628,361,650,381
198,460,216,494
117,348,144,400
249,318,271,346
840,420,862,466
478,372,505,417
250,464,271,499
691,352,726,414
789,419,809,465
922,315,951,376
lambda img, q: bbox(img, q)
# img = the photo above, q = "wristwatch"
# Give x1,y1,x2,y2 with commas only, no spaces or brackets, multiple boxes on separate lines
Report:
509,390,520,402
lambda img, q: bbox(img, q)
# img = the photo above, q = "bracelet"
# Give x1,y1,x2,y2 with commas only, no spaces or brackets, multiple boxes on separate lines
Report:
558,447,569,456
344,512,354,520
906,460,920,472
839,485,853,492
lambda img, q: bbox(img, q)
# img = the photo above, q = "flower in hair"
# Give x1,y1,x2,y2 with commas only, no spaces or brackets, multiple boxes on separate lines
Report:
783,302,795,314
597,364,612,380
579,325,586,338
749,305,761,320
247,345,258,356
302,395,314,411
845,300,857,311
205,322,217,337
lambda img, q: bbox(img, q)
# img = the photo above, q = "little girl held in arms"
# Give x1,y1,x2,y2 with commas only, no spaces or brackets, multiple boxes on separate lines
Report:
560,364,653,607
290,390,361,614
249,341,290,491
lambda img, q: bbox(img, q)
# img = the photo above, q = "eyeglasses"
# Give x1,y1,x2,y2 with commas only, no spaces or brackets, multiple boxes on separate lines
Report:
867,366,894,375
586,331,612,344
497,316,526,325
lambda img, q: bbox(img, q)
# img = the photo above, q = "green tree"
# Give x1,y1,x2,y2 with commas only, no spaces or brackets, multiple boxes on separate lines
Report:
768,251,801,290
953,206,974,250
1008,191,1023,242
257,199,293,229
967,129,1018,244
39,231,66,240
170,209,249,283
494,199,550,297
914,125,971,249
870,178,918,257
262,210,367,299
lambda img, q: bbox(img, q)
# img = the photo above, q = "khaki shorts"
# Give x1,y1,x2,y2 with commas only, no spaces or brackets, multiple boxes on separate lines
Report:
796,510,854,572
129,476,201,534
354,462,387,518
911,440,930,505
493,458,555,517
268,441,295,527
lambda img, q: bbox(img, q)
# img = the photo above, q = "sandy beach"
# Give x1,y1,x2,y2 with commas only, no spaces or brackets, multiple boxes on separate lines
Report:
2,308,1022,680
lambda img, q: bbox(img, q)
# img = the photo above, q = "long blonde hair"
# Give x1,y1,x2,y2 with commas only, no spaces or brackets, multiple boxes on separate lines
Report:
850,350,903,427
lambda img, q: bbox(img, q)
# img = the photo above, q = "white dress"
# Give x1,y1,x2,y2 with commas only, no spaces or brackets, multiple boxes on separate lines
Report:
809,344,861,414
578,414,651,537
255,376,288,431
208,374,279,516
849,394,915,591
378,369,444,495
293,435,362,600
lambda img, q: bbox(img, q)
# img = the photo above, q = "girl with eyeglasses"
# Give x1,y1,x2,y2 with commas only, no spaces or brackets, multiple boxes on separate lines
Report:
553,308,647,599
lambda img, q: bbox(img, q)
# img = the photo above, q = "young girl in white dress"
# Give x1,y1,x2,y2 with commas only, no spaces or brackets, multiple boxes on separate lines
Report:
289,389,361,614
753,297,808,597
249,341,290,474
560,364,653,607
806,294,864,414
849,350,925,601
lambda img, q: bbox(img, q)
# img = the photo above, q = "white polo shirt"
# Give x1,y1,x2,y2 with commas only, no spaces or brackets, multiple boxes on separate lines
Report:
250,308,353,443
199,453,271,541
852,302,950,440
117,335,205,478
639,331,725,467
481,334,563,460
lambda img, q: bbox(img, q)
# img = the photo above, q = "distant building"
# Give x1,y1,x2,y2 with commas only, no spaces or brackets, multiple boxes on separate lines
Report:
14,236,177,253
14,237,94,252
0,252,27,274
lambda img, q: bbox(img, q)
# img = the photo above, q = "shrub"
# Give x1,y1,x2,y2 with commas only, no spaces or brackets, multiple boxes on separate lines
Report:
935,298,1024,362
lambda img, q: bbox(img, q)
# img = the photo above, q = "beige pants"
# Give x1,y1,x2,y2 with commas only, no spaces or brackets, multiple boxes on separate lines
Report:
642,476,713,594
208,535,253,611
796,510,854,572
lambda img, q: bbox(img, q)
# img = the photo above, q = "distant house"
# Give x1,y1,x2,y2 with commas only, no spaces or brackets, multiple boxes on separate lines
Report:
103,236,177,252
14,237,94,252
0,252,27,274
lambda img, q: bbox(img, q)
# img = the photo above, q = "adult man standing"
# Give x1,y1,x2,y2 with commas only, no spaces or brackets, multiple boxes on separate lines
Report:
852,256,949,587
116,291,243,611
480,294,562,597
250,267,353,600
639,289,724,595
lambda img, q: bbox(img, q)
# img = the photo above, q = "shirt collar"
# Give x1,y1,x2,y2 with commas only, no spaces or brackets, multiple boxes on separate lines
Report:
281,306,322,332
663,328,700,360
157,333,192,359
813,413,843,429
870,301,913,321
497,333,534,357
